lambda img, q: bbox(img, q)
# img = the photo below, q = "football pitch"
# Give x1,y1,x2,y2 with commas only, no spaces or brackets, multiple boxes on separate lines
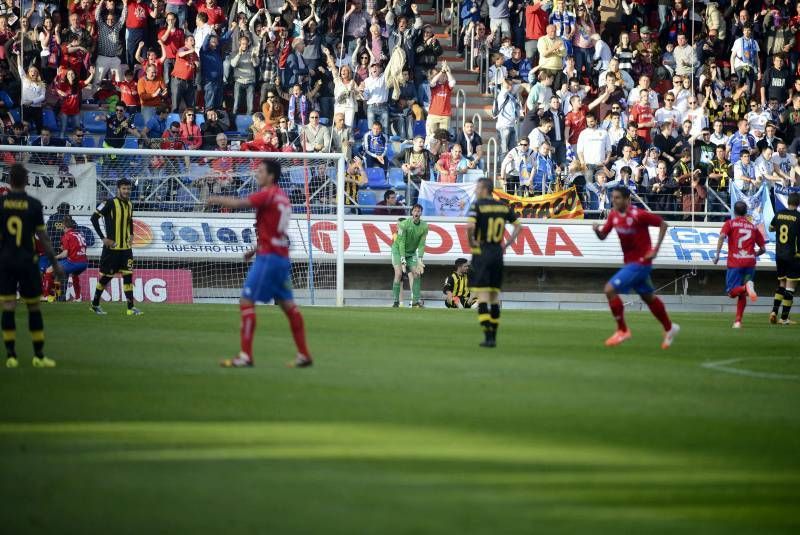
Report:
1,304,799,534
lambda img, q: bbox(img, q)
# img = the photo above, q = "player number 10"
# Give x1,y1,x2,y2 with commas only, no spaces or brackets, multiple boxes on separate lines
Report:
488,217,505,243
6,215,22,247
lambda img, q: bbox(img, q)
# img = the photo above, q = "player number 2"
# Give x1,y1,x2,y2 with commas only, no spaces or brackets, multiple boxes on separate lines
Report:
488,217,505,242
778,225,789,244
6,216,22,247
737,228,752,251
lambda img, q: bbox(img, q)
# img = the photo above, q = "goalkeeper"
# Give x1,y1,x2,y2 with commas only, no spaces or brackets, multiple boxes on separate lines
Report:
391,204,429,307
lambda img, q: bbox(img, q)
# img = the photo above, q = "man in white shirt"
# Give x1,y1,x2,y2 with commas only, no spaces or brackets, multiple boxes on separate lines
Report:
500,138,535,195
591,33,612,73
730,23,761,94
772,141,797,183
493,78,521,156
576,113,612,183
626,75,659,110
362,62,389,133
733,150,758,192
611,144,641,182
709,119,729,147
655,93,682,134
756,146,790,188
528,114,553,151
673,33,695,78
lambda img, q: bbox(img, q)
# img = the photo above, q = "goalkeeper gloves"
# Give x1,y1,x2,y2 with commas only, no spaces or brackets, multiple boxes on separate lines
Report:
416,259,425,275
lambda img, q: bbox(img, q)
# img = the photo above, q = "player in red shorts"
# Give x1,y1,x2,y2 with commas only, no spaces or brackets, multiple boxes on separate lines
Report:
593,187,681,348
206,160,312,368
713,201,766,328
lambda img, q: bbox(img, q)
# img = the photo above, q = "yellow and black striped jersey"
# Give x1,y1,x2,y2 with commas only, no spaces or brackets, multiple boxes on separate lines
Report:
92,197,134,250
468,198,518,247
443,271,470,298
770,209,800,260
0,191,45,263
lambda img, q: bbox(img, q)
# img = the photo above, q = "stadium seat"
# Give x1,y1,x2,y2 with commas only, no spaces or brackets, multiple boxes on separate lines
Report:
354,119,368,138
167,113,181,126
194,114,205,127
366,167,388,188
319,117,330,126
357,189,377,214
132,113,146,130
0,90,13,109
42,108,59,131
83,111,107,134
387,167,406,189
9,109,20,123
235,114,253,134
412,120,426,139
123,136,138,149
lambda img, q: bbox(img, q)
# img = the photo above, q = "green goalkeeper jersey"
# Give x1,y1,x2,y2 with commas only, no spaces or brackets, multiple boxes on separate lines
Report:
395,218,429,260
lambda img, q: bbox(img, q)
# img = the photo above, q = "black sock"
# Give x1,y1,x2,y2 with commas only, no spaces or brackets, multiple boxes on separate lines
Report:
490,303,500,340
781,289,794,320
2,309,16,358
478,302,492,340
773,287,786,314
28,308,44,358
92,276,112,307
123,274,134,309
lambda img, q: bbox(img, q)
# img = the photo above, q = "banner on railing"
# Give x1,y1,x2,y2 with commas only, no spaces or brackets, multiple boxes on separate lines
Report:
418,181,477,216
493,187,584,219
774,184,800,213
0,162,98,215
729,182,775,241
65,215,775,268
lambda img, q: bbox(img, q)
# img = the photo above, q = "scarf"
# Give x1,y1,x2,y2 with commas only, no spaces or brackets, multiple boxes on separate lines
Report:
288,94,308,125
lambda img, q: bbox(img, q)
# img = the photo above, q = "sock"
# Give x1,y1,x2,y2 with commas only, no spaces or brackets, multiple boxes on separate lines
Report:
773,287,786,314
729,285,747,298
608,296,627,331
240,302,256,360
735,294,747,323
28,309,44,358
478,302,492,340
411,276,421,303
123,274,134,309
285,305,311,358
92,276,112,306
42,271,54,297
392,281,401,302
781,289,794,320
71,274,82,300
1,310,15,357
490,303,500,339
54,279,62,298
646,296,672,331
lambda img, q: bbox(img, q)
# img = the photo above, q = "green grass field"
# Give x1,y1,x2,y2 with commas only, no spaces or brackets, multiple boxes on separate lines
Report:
1,304,799,534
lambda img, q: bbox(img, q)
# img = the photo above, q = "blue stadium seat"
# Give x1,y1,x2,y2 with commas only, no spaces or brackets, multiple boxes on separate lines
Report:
235,114,253,134
387,167,406,189
9,109,20,123
194,114,205,127
366,167,388,188
42,108,59,131
319,117,330,126
83,111,107,134
412,120,426,139
0,90,13,109
132,113,146,130
354,119,368,138
357,189,377,214
167,113,181,126
123,136,139,149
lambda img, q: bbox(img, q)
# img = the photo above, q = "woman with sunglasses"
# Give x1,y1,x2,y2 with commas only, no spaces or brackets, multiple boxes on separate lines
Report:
179,108,202,150
261,90,286,126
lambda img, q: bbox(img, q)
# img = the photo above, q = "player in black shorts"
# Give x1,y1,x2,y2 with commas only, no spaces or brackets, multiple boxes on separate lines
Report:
443,258,477,308
466,178,522,347
0,164,62,368
768,192,800,325
89,178,143,316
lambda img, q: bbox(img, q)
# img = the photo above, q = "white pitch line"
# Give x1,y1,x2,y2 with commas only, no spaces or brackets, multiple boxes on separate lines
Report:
701,357,800,381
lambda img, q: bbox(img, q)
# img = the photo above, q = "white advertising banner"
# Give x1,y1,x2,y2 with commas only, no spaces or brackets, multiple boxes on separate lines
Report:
66,215,777,269
0,163,98,215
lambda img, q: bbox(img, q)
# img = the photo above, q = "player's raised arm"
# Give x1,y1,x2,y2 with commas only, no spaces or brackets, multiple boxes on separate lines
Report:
207,195,252,210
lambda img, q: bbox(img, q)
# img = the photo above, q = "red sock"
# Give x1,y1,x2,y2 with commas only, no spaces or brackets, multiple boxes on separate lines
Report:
608,296,627,332
71,275,81,300
729,286,747,298
42,271,53,296
646,296,672,331
240,303,256,360
735,295,747,322
285,305,311,359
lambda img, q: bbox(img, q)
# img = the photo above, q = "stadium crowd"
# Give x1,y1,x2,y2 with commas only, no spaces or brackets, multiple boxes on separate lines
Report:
0,0,799,216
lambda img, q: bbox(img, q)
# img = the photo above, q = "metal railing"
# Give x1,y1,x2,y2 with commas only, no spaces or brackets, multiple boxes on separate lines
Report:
450,0,459,49
471,113,483,137
454,88,466,133
486,137,498,182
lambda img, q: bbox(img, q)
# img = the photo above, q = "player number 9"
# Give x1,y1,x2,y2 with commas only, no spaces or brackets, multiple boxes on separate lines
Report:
6,216,22,247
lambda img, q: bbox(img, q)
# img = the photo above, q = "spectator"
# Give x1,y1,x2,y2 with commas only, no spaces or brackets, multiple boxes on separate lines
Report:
135,42,167,80
572,4,594,81
530,140,555,195
138,65,168,124
343,155,367,212
648,160,679,214
363,120,388,169
425,62,455,136
143,105,170,143
101,102,139,150
283,37,309,89
158,11,185,84
171,34,199,112
414,25,442,105
707,144,732,217
200,109,225,150
727,119,757,164
733,150,757,192
126,0,149,69
261,87,285,126
505,47,531,85
500,138,534,194
524,1,548,64
629,88,656,145
94,0,127,86
493,77,520,156
456,120,483,168
576,114,612,183
672,148,705,220
435,143,469,184
374,189,404,215
394,135,433,204
178,107,202,150
56,66,94,138
564,94,587,155
537,24,565,79
730,24,760,95
325,48,359,128
301,110,330,152
200,33,224,112
362,61,389,134
166,0,189,29
230,34,258,117
17,60,46,133
28,127,65,165
114,69,141,114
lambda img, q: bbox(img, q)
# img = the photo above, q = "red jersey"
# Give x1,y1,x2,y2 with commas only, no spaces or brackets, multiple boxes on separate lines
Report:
525,4,548,40
158,27,185,59
565,108,587,145
600,206,663,265
61,228,88,263
115,79,140,107
197,2,226,25
428,82,454,117
249,185,291,257
629,104,655,143
126,0,149,29
720,216,765,268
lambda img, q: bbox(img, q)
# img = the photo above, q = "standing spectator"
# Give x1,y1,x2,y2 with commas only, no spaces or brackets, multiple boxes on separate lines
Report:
95,1,127,87
576,114,612,182
672,148,705,220
170,34,198,112
761,55,790,108
230,34,258,118
413,25,442,105
672,33,695,79
329,112,353,160
126,0,149,69
425,62,455,136
488,0,510,43
283,37,309,89
524,0,548,64
655,92,682,131
531,140,555,195
493,78,520,156
178,108,202,150
17,60,46,133
135,42,167,80
363,120,388,169
56,66,94,138
362,61,389,134
113,69,141,114
342,155,367,212
707,144,732,217
629,88,656,145
138,64,168,123
527,114,553,151
198,0,226,34
733,149,757,192
101,103,139,150
564,94,587,155
158,11,185,85
394,135,433,204
166,0,189,29
456,120,483,167
325,48,359,128
261,88,285,126
500,138,534,195
435,143,469,184
37,16,61,84
572,4,595,81
727,119,756,164
301,111,330,152
537,24,565,79
730,24,761,95
648,160,679,214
